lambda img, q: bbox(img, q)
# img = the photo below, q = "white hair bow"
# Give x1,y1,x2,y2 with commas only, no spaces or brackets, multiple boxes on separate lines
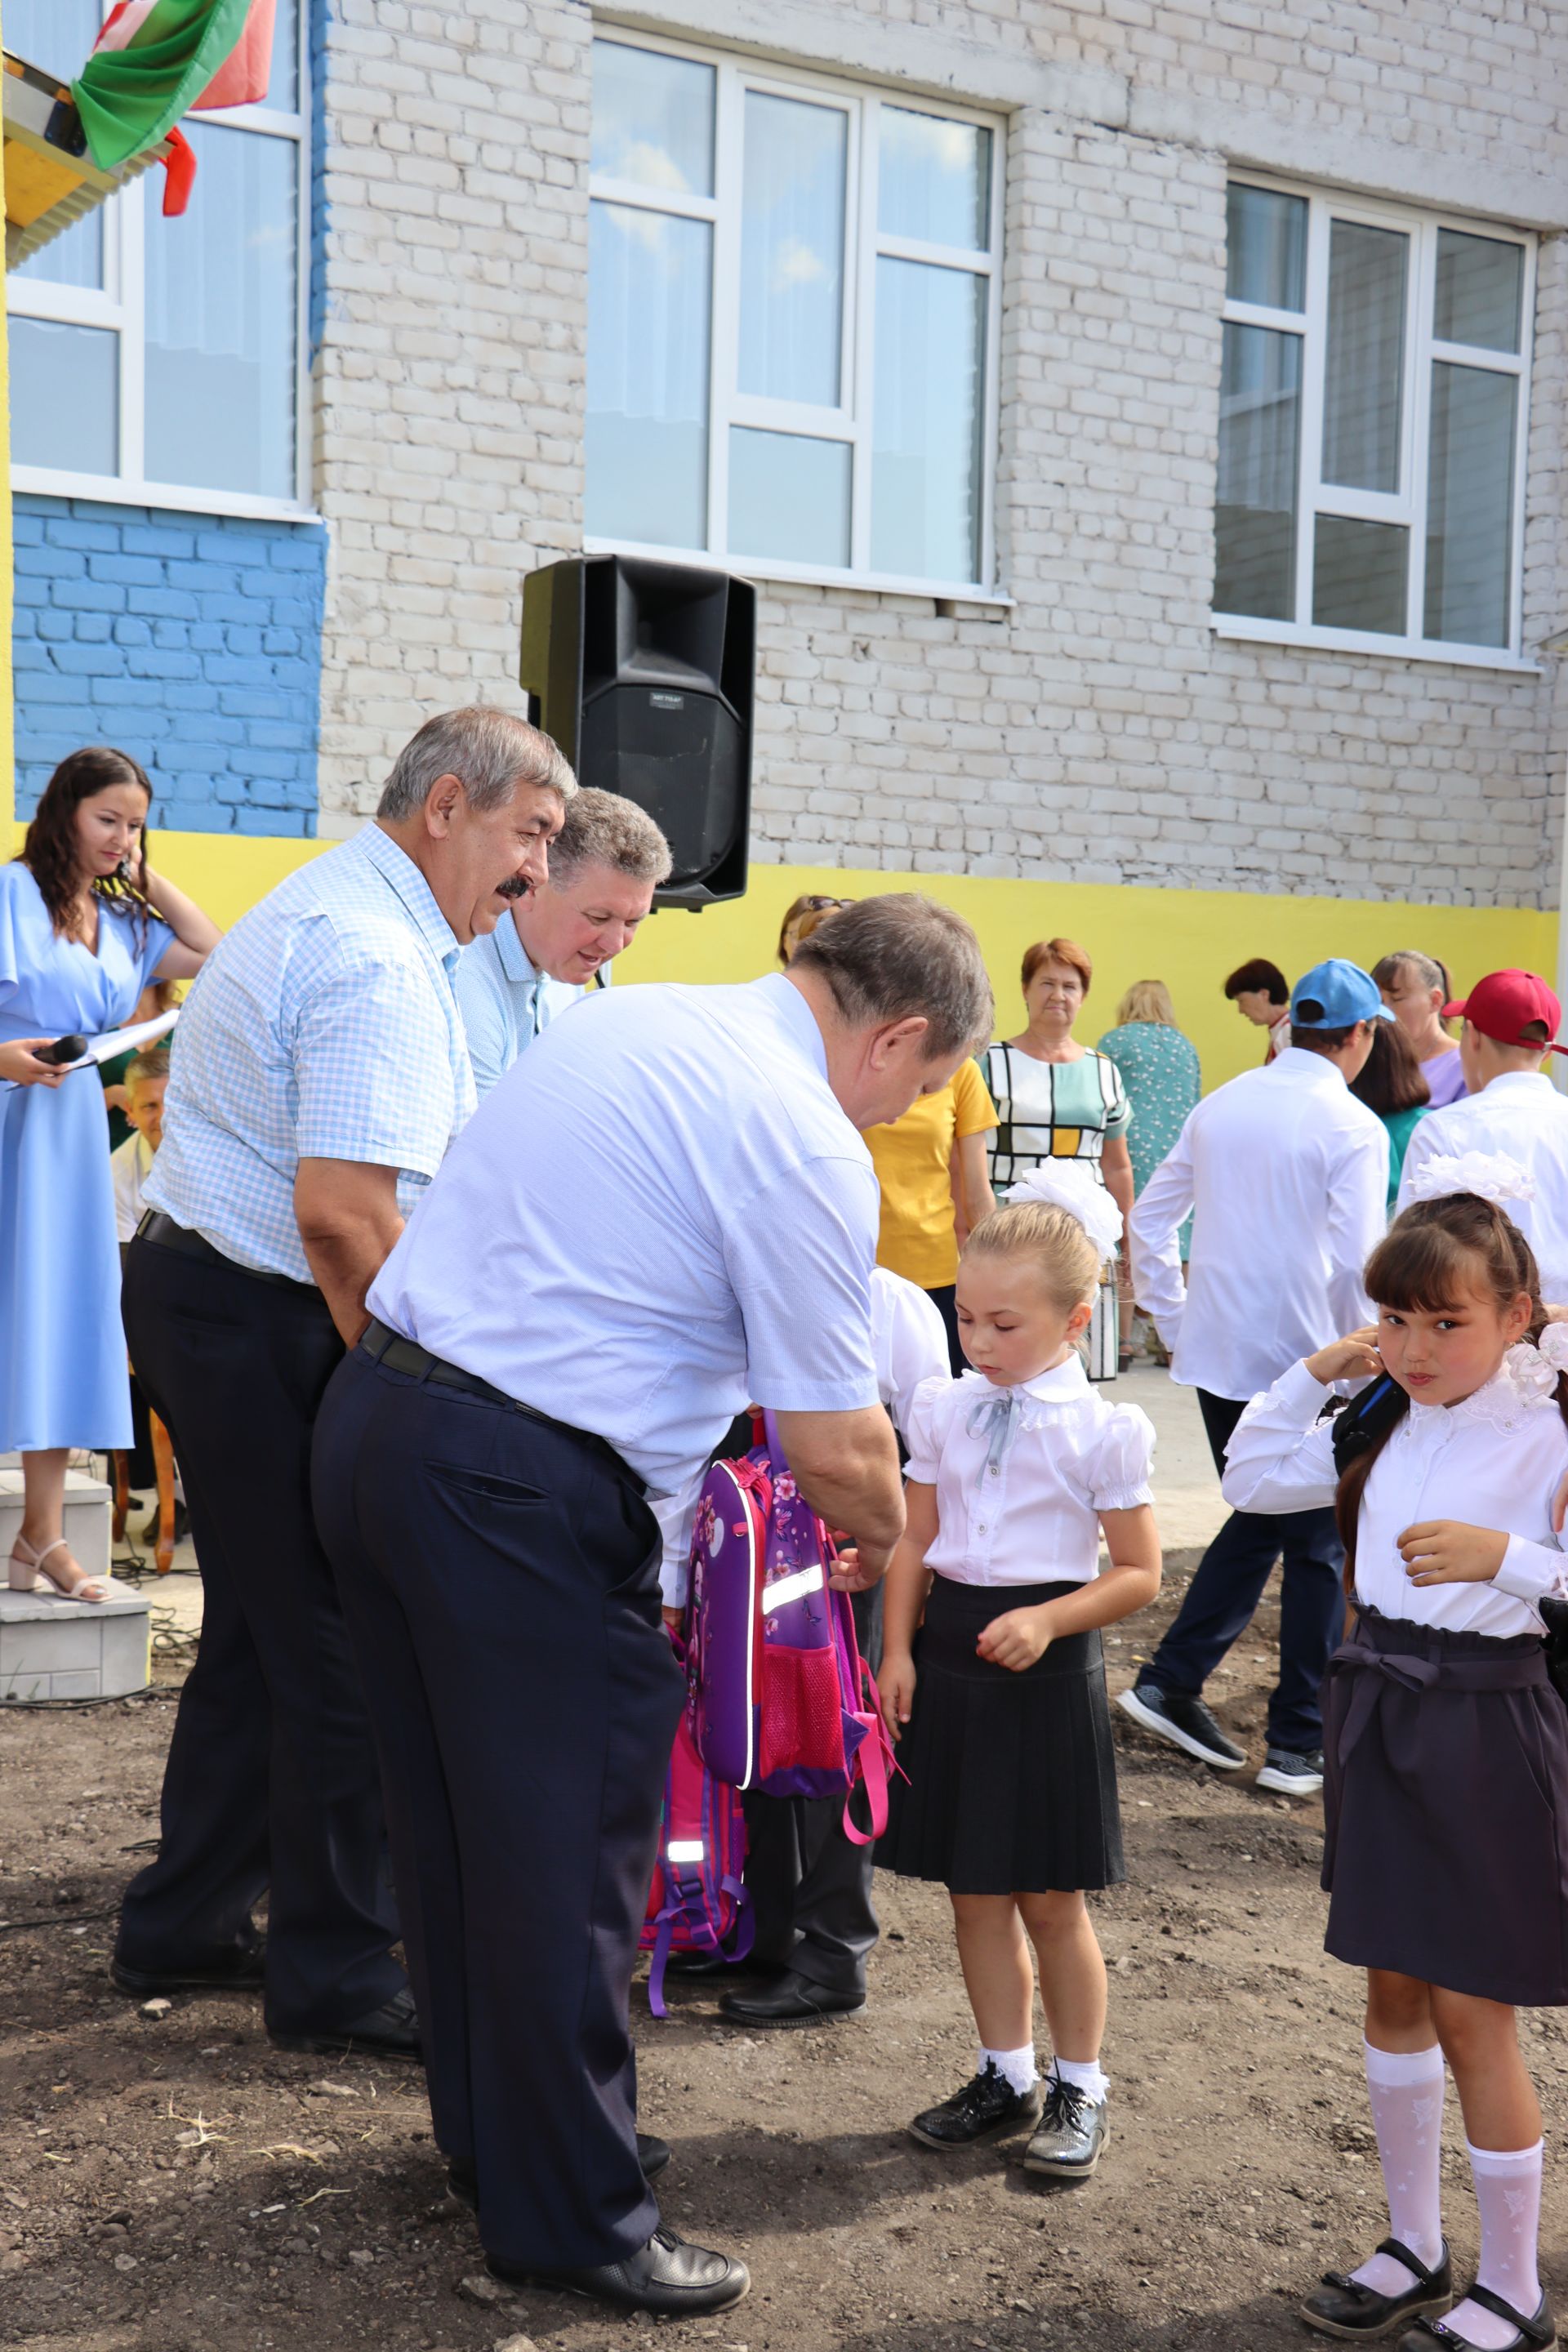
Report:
1004,1161,1123,1268
1405,1150,1537,1209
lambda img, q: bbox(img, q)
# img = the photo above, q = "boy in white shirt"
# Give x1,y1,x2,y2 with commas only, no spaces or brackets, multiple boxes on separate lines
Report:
110,1049,169,1245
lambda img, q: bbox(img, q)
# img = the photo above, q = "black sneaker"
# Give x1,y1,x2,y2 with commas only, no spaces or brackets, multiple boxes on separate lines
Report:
907,2062,1044,2152
1116,1683,1247,1771
1256,1747,1325,1797
1022,2075,1109,2181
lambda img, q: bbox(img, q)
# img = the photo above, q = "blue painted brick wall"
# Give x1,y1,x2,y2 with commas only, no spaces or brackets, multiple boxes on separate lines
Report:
13,494,326,836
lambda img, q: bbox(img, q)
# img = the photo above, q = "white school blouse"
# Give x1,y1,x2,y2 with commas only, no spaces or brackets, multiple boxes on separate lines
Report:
1222,1357,1568,1637
905,1356,1156,1588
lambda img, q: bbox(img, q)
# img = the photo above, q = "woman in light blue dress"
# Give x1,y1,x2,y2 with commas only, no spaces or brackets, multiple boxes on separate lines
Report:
1,747,219,1600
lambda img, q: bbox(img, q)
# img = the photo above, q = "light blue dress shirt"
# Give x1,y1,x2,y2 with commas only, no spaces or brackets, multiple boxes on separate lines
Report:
147,824,476,1282
451,911,594,1099
369,971,882,1494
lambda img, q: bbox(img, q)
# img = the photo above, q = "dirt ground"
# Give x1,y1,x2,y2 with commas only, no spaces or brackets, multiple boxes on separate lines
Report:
2,1555,1564,2352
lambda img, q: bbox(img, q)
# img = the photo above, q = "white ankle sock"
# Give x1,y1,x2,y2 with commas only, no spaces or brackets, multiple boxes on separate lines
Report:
1350,2042,1446,2298
1051,2056,1109,2105
1442,2140,1544,2351
978,2044,1037,2097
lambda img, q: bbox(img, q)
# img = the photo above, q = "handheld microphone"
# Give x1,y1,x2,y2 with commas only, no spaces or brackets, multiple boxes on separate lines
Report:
35,1034,89,1067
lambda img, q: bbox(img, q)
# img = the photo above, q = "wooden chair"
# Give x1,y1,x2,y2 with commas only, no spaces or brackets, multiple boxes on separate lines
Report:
111,1408,177,1575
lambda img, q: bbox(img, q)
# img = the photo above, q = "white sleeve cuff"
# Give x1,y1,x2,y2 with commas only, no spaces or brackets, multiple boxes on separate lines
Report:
1276,1356,1338,1424
1492,1535,1565,1603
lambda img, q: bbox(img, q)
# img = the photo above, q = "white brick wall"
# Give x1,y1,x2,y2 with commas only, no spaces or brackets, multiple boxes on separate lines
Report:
315,0,1568,908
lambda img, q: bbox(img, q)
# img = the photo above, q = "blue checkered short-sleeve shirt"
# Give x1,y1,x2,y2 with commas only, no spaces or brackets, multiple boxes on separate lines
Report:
146,825,476,1281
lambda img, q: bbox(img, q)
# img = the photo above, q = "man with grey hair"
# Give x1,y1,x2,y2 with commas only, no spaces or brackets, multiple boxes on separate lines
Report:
455,785,672,1097
114,707,572,2063
313,893,992,2315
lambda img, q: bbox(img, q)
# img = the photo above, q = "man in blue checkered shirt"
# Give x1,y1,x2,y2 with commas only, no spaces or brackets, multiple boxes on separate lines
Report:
113,707,572,2062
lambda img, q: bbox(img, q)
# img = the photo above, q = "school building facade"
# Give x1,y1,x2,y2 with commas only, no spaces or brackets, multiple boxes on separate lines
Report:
7,0,1567,1080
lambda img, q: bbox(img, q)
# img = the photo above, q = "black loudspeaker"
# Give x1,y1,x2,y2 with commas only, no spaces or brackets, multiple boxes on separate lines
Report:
519,555,755,910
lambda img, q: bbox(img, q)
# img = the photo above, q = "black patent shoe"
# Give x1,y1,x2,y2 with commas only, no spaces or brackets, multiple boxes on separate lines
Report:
111,1940,265,1998
1301,2236,1452,2339
1022,2076,1109,2180
268,1983,421,2061
1398,2284,1557,2350
907,2061,1044,2151
448,2134,670,2209
487,2224,749,2315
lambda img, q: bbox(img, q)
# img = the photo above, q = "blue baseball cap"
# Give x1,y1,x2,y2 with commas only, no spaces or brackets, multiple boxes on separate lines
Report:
1289,959,1395,1030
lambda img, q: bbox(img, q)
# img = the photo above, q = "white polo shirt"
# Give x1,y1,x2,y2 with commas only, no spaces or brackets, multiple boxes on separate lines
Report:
368,972,883,1495
1129,1047,1389,1401
1396,1071,1568,1302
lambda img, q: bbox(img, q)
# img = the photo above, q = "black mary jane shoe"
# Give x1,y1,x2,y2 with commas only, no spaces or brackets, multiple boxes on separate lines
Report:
1397,2285,1557,2351
487,2224,749,2316
1301,2237,1452,2340
448,2135,670,2211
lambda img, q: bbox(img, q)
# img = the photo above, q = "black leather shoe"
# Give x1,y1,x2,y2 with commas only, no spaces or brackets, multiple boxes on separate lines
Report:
268,1984,421,2062
662,1951,782,1982
907,2062,1044,2151
718,1970,865,2028
1301,2236,1452,2339
111,1941,265,1998
487,2224,749,2315
448,2134,670,2210
1022,2076,1110,2180
1116,1683,1247,1769
1397,2284,1556,2350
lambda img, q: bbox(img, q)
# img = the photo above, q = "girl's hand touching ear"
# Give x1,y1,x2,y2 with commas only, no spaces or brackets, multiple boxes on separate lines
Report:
1305,1329,1383,1386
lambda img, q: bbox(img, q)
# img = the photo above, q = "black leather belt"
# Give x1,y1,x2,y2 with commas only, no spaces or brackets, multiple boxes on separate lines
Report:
359,1318,645,1495
136,1208,320,1294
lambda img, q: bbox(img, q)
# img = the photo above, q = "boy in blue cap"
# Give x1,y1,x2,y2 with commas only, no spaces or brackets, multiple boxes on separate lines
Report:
1124,961,1392,1794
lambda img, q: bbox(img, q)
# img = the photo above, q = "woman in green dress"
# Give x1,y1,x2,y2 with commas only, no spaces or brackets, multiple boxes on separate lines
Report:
982,936,1133,1379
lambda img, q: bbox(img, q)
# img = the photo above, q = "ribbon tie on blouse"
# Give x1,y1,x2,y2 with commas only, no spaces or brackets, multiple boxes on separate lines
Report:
966,1388,1025,1492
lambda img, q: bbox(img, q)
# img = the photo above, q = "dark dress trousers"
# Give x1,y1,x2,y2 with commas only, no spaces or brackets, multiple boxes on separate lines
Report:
1142,1387,1346,1753
117,1228,404,2030
311,1340,685,2270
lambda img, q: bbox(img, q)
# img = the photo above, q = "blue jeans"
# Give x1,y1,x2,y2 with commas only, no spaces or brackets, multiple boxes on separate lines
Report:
1143,1388,1345,1754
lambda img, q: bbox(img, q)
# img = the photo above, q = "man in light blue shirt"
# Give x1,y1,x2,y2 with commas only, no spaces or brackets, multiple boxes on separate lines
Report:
312,894,993,2317
116,708,575,2066
453,786,671,1097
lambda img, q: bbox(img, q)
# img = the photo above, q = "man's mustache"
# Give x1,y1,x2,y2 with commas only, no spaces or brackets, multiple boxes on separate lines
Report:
496,873,535,901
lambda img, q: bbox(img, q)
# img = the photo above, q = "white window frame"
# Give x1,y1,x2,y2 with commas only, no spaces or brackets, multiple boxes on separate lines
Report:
8,1,315,523
1214,173,1537,672
585,24,1006,606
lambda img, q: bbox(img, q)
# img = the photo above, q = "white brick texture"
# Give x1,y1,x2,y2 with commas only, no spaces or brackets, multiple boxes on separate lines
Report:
316,0,1568,907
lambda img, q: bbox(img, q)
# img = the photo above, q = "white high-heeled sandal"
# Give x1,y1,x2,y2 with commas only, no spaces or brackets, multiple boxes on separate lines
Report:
7,1534,109,1604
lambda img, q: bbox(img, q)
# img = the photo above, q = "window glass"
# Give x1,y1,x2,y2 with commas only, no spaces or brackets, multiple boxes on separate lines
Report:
586,203,711,550
738,93,848,408
143,122,297,497
1226,184,1307,312
1434,229,1523,354
878,109,990,249
8,0,105,289
872,259,983,581
265,0,299,112
1312,515,1409,635
9,318,118,474
1215,323,1301,621
728,428,851,566
1322,221,1407,494
1425,363,1516,648
590,39,715,198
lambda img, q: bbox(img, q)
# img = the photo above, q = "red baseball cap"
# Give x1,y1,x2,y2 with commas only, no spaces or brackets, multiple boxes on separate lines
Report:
1443,968,1567,1054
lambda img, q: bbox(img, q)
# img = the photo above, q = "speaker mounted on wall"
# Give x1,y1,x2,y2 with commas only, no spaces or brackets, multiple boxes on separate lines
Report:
519,555,756,911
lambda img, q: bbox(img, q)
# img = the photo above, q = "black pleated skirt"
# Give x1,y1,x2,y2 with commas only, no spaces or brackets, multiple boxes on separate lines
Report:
879,1575,1125,1895
1321,1608,1568,2007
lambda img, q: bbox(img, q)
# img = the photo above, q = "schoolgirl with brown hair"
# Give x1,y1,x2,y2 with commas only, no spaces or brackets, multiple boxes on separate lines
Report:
1223,1160,1568,2352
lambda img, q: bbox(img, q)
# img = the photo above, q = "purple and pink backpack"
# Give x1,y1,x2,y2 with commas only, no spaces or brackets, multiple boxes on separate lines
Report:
684,1410,894,1835
639,1653,752,2019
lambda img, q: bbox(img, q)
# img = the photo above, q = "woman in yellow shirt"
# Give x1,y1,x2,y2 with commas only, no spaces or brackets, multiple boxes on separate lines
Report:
862,1059,997,1373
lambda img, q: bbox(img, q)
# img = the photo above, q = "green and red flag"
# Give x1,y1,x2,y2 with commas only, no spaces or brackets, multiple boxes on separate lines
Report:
71,0,274,175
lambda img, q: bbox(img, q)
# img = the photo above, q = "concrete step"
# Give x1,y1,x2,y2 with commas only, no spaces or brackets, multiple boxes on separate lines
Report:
0,1470,149,1701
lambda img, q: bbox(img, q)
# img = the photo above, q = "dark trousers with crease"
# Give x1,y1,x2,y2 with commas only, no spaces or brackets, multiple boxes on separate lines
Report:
116,1233,404,2032
311,1343,684,2271
741,1585,881,1998
1141,1388,1345,1754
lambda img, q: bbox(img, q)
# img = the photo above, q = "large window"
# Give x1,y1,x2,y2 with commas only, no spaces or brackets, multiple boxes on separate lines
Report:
586,33,1003,596
6,0,310,516
1216,179,1534,665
